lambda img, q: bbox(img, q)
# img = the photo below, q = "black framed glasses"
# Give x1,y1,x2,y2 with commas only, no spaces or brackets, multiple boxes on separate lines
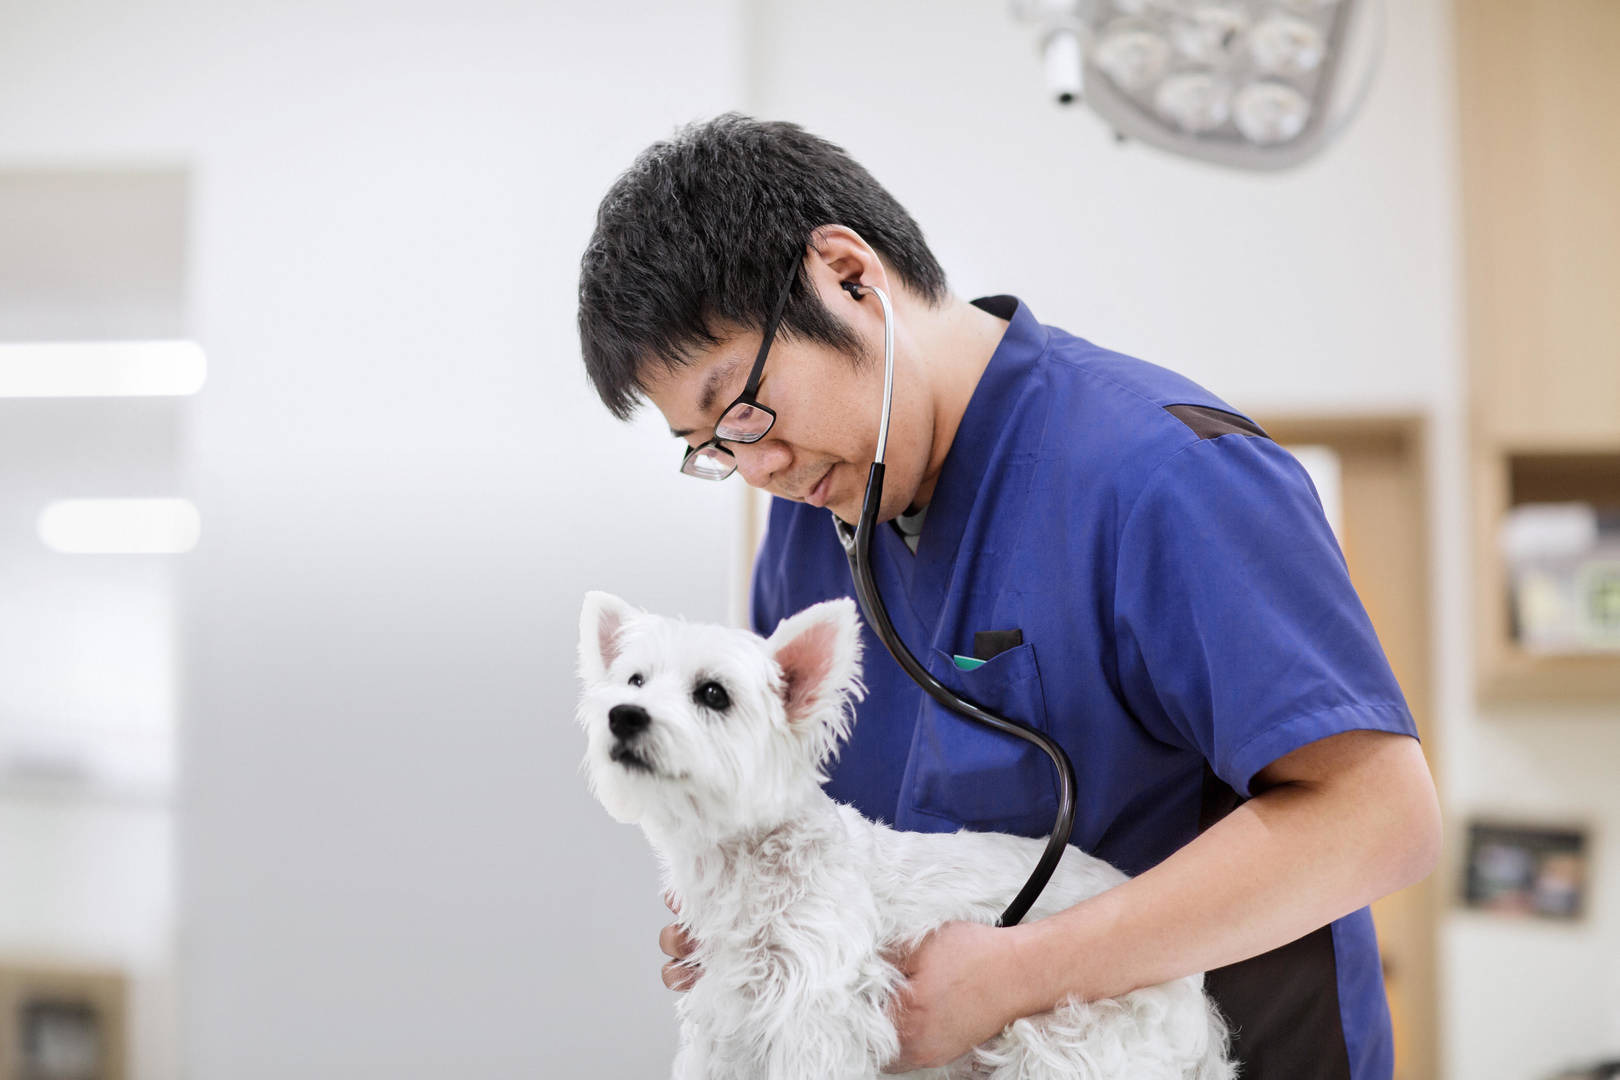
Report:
679,261,797,480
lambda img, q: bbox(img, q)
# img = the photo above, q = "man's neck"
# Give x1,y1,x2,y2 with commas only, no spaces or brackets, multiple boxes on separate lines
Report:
901,292,1012,510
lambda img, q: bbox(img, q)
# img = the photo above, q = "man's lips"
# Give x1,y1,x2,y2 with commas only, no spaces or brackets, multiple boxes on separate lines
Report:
805,466,834,508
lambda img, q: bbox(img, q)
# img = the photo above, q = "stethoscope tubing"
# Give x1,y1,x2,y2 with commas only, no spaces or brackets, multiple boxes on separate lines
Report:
833,281,1078,928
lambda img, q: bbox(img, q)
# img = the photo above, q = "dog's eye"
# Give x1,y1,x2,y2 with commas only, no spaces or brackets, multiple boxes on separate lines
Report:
627,673,644,688
694,680,730,712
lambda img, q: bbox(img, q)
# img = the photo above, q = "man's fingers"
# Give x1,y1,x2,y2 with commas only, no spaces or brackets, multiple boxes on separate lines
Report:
658,895,698,991
659,922,695,960
662,958,702,992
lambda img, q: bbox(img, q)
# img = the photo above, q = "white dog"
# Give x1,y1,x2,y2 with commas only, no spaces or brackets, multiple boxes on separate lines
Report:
576,591,1236,1080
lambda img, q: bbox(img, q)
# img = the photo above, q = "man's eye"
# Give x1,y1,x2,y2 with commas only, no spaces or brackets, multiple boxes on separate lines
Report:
628,673,644,687
694,680,730,712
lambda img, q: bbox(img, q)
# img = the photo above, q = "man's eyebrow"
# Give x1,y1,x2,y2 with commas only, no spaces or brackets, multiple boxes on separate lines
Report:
670,357,745,439
697,357,745,414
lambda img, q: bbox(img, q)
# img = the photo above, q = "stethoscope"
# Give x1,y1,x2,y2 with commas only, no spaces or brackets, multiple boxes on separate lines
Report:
832,280,1077,928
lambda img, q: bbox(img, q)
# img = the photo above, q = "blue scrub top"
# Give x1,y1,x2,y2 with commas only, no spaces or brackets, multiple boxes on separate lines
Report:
750,295,1421,1080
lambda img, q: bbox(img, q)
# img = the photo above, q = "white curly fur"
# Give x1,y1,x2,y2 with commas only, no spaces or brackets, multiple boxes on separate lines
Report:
576,591,1237,1080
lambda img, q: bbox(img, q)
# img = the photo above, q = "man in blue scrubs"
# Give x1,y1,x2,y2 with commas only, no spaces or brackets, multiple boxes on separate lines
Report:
577,114,1441,1078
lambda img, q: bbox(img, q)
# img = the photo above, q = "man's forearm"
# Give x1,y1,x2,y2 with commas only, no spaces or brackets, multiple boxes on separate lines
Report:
1003,752,1439,1013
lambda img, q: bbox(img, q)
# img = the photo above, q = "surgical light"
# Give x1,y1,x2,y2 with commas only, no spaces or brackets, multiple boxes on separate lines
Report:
1013,0,1382,170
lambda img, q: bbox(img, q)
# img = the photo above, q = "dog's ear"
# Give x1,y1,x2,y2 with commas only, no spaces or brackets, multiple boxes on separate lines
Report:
766,598,864,741
578,591,641,682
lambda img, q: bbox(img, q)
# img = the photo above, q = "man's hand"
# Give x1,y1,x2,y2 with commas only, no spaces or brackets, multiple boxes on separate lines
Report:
659,892,702,991
883,920,1034,1073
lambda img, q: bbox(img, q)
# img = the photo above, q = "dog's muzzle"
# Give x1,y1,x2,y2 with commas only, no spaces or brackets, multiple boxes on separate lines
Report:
609,704,651,739
608,704,655,773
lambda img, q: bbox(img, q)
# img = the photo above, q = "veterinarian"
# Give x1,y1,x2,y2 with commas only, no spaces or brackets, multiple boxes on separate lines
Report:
576,114,1441,1079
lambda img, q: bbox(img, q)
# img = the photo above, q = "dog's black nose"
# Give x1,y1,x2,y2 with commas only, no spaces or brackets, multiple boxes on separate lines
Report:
608,703,651,739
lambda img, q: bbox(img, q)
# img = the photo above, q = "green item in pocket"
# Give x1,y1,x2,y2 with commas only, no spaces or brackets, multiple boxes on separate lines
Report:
952,654,987,671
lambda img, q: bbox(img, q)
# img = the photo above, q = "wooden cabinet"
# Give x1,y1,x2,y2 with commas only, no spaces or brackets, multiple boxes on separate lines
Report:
1457,0,1620,702
1456,0,1620,447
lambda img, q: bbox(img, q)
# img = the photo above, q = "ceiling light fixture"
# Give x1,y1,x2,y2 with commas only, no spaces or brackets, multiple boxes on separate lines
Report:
1013,0,1384,170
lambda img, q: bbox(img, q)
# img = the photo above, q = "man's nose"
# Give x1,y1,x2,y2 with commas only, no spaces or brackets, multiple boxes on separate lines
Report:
609,704,651,740
730,439,788,489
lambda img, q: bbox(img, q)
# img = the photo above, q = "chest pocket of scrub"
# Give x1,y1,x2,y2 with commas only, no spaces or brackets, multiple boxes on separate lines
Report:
898,643,1060,837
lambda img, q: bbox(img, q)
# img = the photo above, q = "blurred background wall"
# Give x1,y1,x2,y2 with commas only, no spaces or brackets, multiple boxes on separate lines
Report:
0,165,191,1078
0,1,1614,1078
0,2,745,1075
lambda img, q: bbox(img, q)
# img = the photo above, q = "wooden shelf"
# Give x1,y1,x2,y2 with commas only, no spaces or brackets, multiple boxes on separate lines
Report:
1480,649,1620,705
1509,452,1620,508
1473,446,1620,705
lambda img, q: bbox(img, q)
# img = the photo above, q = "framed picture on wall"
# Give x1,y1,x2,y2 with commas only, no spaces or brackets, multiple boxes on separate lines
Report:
0,961,126,1080
1461,818,1591,921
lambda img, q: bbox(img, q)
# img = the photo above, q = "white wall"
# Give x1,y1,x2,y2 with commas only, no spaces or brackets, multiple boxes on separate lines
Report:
744,2,1612,1078
0,1,746,1076
1448,707,1620,1078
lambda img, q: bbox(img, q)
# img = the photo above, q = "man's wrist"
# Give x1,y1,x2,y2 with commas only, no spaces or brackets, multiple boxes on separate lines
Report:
1001,891,1118,1019
1000,921,1059,1022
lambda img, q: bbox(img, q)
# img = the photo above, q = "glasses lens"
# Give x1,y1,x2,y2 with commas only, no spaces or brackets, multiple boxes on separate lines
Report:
681,444,736,480
715,401,774,443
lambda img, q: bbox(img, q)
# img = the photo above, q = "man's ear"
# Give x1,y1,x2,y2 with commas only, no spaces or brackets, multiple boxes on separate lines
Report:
807,225,893,305
578,592,641,682
766,597,863,727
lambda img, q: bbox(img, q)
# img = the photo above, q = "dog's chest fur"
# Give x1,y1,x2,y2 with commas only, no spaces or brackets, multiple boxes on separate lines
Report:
659,806,915,1079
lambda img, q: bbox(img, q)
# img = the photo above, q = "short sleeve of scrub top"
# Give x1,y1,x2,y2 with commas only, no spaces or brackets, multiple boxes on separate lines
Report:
1112,430,1419,800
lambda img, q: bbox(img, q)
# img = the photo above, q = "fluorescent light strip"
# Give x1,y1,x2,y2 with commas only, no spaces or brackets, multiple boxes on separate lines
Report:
38,498,201,554
0,341,206,397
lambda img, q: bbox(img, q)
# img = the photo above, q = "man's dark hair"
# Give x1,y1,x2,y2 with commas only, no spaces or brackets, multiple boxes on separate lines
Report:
577,113,949,420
